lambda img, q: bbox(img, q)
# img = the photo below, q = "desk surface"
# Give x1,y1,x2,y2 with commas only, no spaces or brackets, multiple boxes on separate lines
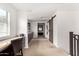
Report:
0,37,22,52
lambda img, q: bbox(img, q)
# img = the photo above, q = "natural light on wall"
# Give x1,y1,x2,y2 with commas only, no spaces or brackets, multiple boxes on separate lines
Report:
0,9,10,37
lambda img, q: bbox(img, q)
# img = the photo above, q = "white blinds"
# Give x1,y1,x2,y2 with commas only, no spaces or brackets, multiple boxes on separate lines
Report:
0,9,10,37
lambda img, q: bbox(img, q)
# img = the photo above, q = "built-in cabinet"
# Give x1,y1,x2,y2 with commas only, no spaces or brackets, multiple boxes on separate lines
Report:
28,22,33,43
28,32,33,43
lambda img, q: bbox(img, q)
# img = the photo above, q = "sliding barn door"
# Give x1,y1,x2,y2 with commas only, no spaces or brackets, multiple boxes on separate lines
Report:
49,18,53,43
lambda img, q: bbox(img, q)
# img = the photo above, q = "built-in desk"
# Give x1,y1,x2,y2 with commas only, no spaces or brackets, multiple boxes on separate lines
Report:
0,37,22,52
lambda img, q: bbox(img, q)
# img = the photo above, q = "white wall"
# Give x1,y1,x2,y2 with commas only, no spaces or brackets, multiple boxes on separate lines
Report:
17,11,28,48
45,22,49,39
31,22,38,38
56,11,76,53
53,4,79,54
0,3,17,40
53,14,58,47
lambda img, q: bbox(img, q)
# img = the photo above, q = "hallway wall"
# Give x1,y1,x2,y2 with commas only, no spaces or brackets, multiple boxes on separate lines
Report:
56,11,76,53
54,4,79,54
31,21,38,38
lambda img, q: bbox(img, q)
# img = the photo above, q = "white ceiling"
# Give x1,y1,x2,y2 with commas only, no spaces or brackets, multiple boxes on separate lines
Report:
11,3,57,20
11,3,79,20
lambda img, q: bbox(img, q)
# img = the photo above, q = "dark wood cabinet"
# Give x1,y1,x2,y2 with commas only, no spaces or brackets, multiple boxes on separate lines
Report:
28,32,33,43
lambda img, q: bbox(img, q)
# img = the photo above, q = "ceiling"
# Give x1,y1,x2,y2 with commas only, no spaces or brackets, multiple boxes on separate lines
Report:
11,3,79,20
11,3,57,20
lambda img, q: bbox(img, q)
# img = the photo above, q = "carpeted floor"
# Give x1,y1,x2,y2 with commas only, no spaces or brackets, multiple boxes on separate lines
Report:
23,38,69,56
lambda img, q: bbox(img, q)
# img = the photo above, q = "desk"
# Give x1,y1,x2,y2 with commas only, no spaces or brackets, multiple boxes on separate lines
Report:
0,37,22,52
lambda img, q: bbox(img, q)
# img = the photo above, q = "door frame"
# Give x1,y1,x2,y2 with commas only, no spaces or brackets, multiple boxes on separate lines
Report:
37,23,45,38
48,15,56,43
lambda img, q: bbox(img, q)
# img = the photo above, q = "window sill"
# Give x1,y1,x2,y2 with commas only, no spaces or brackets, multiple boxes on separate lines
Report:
0,34,10,41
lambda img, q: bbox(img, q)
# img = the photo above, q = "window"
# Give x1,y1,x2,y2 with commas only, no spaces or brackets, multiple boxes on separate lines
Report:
0,9,10,37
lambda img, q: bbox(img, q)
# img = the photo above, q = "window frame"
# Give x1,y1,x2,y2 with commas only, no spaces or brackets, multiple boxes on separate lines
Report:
0,9,10,37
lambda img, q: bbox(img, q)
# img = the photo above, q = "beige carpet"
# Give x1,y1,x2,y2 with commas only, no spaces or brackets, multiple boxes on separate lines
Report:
23,38,69,56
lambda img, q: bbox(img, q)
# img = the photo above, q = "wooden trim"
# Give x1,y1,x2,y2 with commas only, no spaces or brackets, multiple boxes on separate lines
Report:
70,32,73,56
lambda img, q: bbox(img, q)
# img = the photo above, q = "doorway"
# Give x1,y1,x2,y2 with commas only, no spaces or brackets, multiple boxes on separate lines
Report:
38,23,45,38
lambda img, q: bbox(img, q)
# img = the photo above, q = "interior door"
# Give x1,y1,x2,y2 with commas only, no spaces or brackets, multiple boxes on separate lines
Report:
49,18,53,43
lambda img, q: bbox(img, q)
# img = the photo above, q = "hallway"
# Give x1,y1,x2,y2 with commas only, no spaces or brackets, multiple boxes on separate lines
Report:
23,38,69,56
